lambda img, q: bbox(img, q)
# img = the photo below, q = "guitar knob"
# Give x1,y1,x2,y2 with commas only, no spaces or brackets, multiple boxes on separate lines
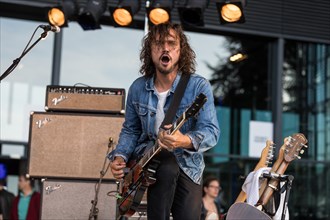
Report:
300,149,305,154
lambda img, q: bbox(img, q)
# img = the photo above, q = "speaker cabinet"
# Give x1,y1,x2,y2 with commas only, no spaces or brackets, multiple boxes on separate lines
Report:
28,112,124,179
41,179,117,220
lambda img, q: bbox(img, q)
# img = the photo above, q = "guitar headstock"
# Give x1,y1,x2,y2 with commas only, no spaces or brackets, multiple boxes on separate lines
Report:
185,93,207,119
264,140,275,167
255,140,275,170
284,133,308,162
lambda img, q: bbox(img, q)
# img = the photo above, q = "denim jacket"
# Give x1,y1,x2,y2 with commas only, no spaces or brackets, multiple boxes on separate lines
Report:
108,73,220,184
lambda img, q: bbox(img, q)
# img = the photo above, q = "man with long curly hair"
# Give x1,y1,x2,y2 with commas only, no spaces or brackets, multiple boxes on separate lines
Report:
109,22,220,220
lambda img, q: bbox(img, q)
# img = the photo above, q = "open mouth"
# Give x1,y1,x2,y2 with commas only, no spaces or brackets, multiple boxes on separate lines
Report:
160,54,170,65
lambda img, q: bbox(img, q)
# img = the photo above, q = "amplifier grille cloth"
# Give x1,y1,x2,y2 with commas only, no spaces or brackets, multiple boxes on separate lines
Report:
41,179,117,219
28,112,124,179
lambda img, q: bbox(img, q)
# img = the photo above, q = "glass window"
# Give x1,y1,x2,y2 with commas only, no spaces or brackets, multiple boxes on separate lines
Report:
207,37,271,156
283,41,330,161
282,42,330,218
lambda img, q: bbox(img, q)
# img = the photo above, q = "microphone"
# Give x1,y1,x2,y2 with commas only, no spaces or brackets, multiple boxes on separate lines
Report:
40,25,60,33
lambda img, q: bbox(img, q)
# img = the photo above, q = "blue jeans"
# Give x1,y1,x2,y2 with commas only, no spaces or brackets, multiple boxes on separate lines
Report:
147,151,202,220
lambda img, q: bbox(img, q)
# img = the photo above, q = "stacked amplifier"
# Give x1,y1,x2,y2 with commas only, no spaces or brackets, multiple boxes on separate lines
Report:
27,85,125,220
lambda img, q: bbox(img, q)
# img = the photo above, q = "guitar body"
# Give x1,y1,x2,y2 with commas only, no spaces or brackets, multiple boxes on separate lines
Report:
118,182,148,216
226,202,272,220
118,160,158,216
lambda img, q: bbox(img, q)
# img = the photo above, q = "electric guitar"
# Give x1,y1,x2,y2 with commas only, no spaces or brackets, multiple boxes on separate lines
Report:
234,140,275,203
117,93,207,217
226,133,308,220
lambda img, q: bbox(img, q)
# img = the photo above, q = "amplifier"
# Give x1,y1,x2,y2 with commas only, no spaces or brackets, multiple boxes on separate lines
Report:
40,179,117,220
45,85,125,114
28,111,124,179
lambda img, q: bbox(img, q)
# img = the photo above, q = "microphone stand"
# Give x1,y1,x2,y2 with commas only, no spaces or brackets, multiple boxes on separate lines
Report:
88,137,114,220
0,26,49,82
281,175,294,220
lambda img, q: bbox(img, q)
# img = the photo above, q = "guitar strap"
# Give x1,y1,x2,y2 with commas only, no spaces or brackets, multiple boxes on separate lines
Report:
160,73,191,129
142,73,190,175
142,73,190,169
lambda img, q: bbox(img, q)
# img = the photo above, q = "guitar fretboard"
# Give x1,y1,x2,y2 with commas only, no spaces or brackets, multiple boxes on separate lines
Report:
140,113,186,168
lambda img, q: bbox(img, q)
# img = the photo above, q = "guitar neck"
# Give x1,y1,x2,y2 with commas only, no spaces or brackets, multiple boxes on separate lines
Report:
257,151,284,200
235,141,274,203
256,133,308,207
256,136,293,203
256,161,290,206
139,114,186,168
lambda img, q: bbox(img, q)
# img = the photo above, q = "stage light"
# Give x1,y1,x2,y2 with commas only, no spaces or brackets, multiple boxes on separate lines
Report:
178,0,209,26
229,53,247,62
47,0,78,27
109,0,141,26
78,0,107,30
147,0,174,25
216,0,246,24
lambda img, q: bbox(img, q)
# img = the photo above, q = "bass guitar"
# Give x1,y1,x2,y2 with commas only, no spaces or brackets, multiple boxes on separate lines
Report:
117,93,207,217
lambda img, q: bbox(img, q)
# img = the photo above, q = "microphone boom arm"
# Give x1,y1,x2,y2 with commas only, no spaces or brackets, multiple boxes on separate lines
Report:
0,27,49,82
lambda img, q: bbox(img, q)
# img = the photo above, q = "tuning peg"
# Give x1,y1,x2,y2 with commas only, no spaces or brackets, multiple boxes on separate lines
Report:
294,154,301,159
301,143,308,148
300,149,305,154
286,143,293,148
288,136,296,142
285,139,293,147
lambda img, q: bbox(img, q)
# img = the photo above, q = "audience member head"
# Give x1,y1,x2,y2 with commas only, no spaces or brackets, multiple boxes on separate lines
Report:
18,173,33,193
203,176,221,199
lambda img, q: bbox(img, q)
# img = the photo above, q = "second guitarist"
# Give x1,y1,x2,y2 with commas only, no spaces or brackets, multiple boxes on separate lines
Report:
108,22,220,220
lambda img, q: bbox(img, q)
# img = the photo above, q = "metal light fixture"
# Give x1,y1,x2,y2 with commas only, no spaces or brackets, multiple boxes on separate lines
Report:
216,0,246,24
47,0,78,27
178,0,209,26
78,0,107,30
147,0,174,25
109,0,141,26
